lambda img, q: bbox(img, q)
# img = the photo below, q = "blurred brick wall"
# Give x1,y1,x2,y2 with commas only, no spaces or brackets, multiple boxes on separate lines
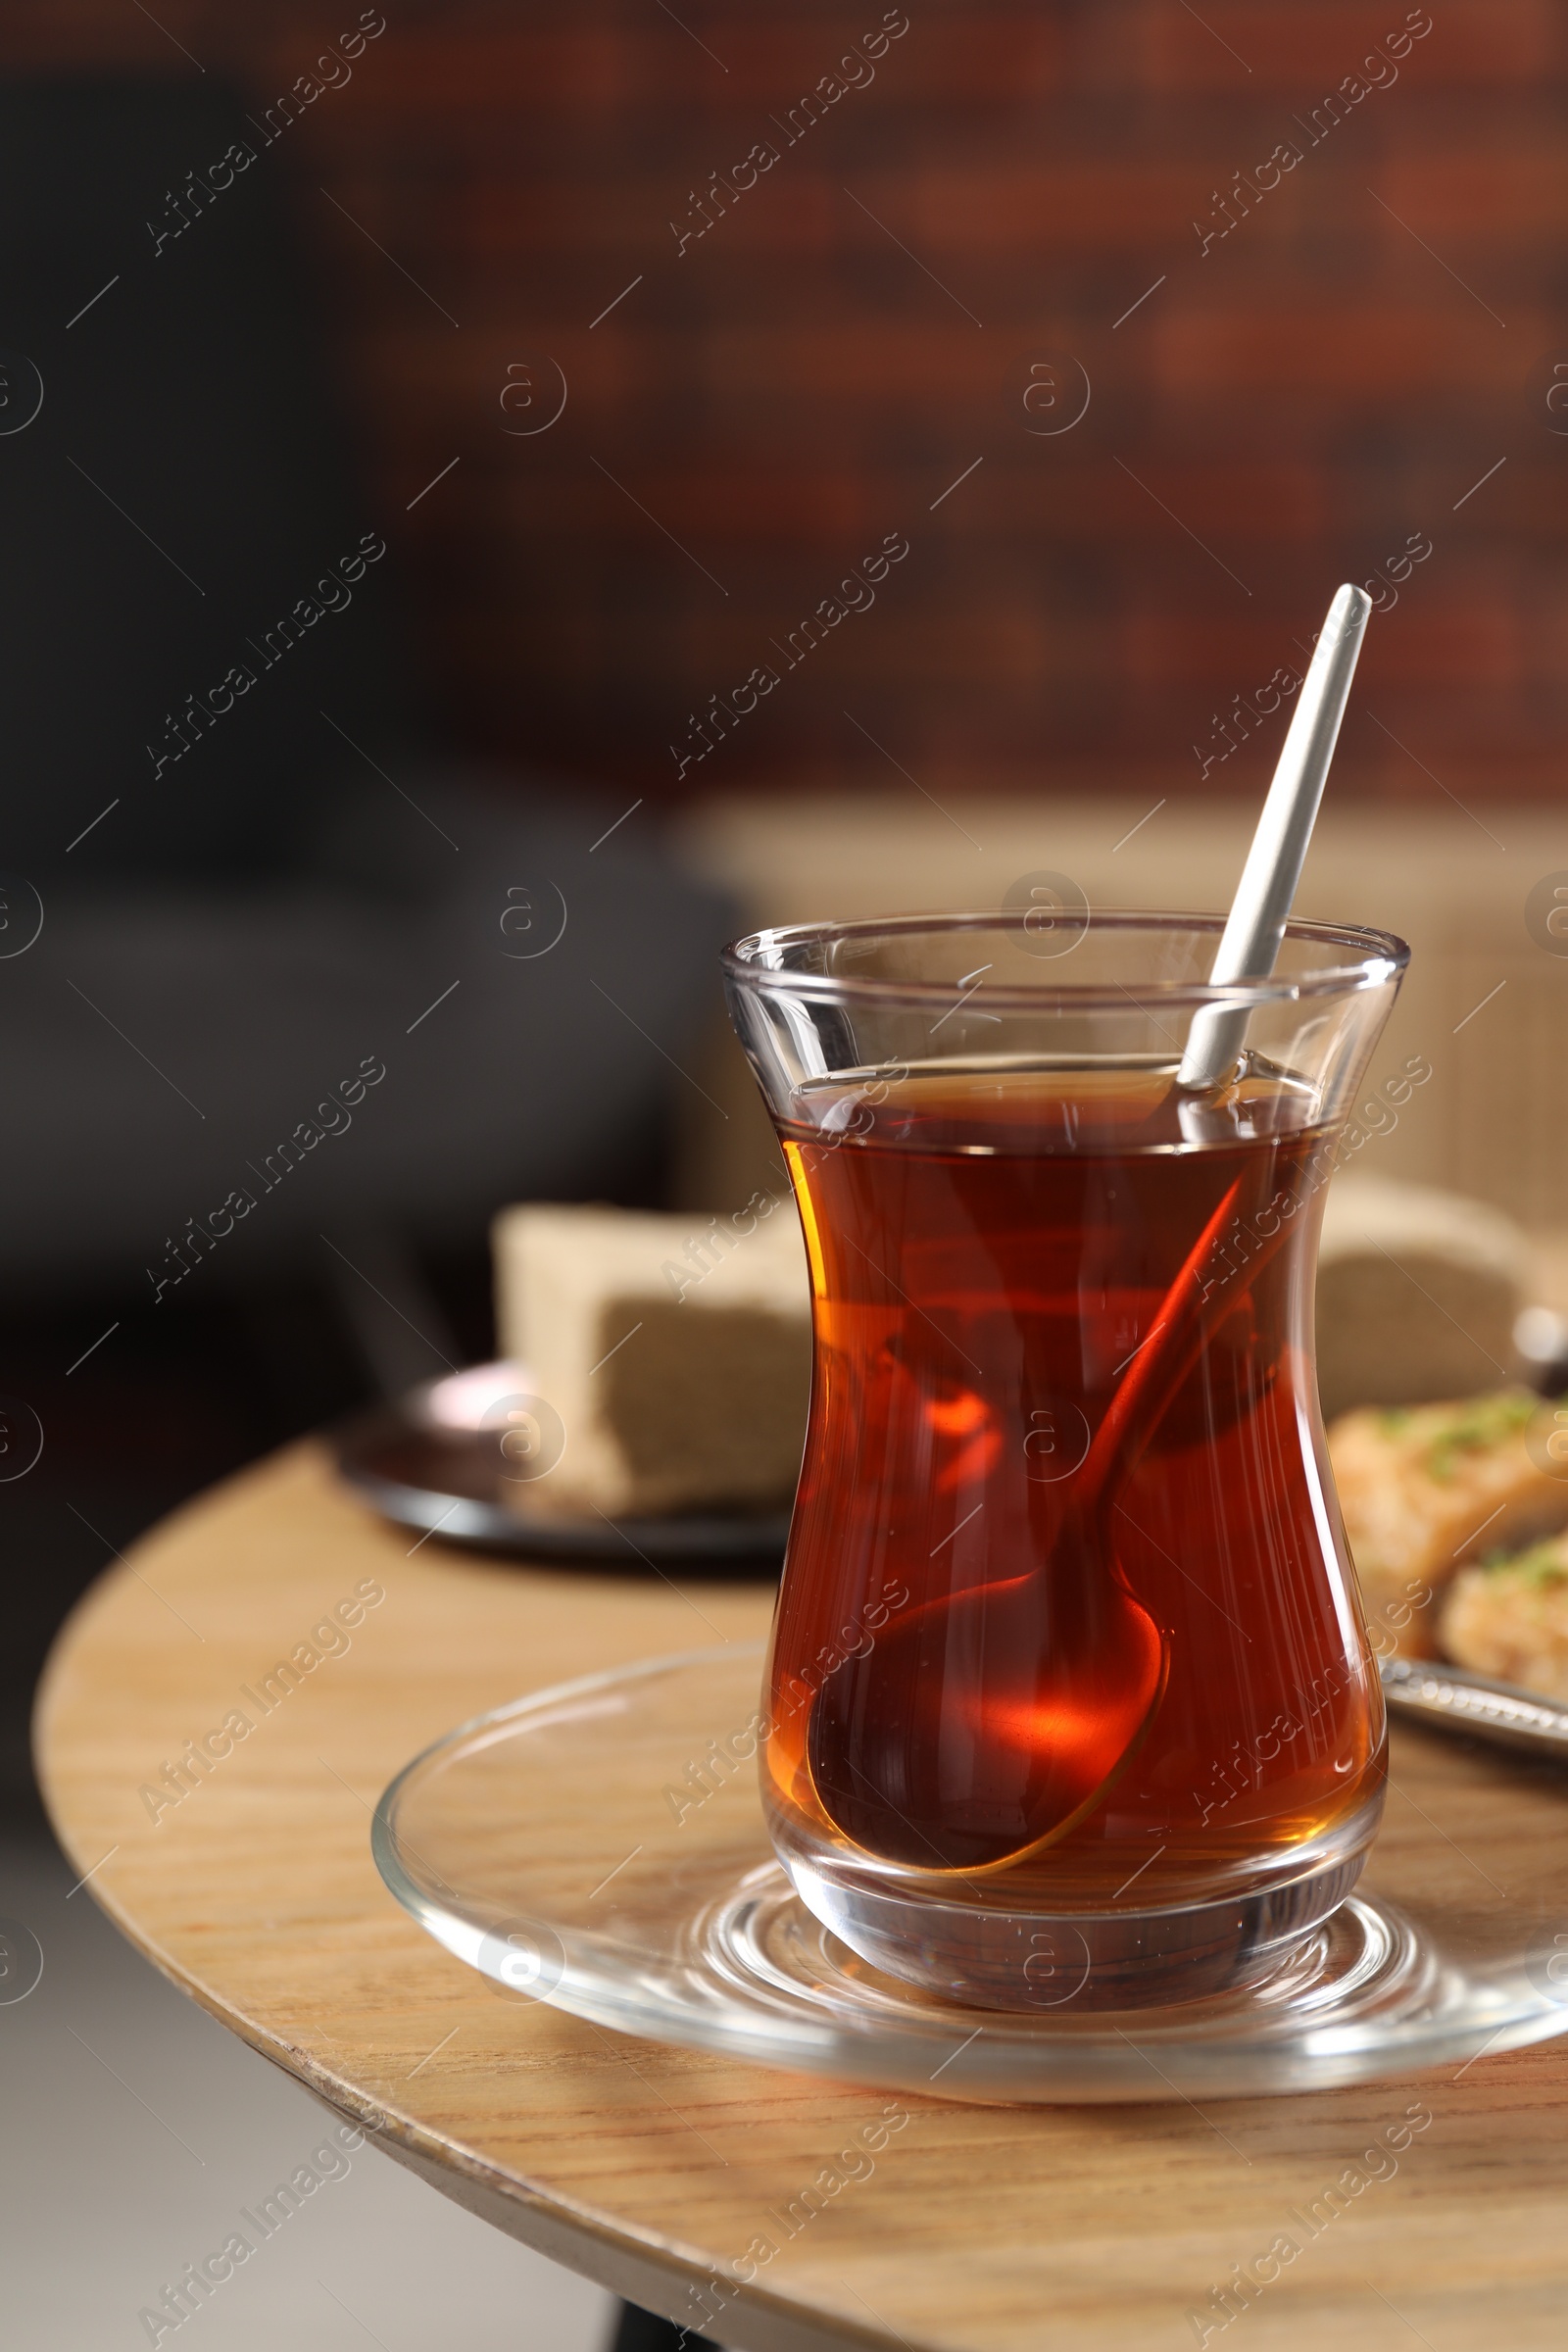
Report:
5,0,1564,806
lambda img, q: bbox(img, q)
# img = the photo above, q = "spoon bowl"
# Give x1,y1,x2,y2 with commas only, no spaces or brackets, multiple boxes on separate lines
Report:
806,1547,1167,1874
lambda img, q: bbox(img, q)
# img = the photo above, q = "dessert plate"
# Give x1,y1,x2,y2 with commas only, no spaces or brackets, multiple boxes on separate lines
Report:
373,1643,1568,2105
335,1362,789,1567
1380,1652,1568,1765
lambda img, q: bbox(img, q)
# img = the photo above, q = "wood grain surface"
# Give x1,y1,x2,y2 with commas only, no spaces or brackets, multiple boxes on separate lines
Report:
34,1443,1568,2352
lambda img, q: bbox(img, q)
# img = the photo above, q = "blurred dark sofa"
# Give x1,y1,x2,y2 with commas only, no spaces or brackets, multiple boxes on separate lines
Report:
0,74,729,1311
0,76,730,1799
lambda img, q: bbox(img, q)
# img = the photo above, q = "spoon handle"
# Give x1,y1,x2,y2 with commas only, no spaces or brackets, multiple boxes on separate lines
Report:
1178,583,1372,1090
1069,1173,1244,1527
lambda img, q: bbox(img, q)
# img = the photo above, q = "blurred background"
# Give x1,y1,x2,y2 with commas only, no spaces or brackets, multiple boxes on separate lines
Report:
4,0,1557,795
4,0,1568,2340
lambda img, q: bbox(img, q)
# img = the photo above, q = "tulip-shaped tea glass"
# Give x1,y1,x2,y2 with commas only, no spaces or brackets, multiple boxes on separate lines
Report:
723,910,1408,2011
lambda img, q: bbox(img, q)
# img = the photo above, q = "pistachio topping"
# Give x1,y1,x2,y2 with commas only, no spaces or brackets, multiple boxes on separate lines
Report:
1419,1391,1540,1484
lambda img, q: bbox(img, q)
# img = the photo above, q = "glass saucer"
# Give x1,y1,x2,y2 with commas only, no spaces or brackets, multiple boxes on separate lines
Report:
372,1644,1568,2104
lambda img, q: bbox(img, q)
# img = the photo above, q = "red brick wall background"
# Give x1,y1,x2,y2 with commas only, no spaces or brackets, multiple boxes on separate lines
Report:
6,1,1564,808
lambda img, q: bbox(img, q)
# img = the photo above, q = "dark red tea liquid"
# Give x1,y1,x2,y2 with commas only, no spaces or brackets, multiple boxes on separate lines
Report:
763,1065,1385,1908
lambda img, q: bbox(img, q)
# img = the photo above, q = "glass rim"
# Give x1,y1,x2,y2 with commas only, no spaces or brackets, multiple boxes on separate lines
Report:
722,908,1410,1012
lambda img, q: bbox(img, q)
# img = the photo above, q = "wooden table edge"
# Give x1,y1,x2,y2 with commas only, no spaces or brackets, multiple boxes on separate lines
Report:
30,1476,905,2352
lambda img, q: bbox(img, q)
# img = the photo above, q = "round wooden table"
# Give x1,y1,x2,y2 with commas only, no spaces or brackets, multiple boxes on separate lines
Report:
36,1443,1568,2352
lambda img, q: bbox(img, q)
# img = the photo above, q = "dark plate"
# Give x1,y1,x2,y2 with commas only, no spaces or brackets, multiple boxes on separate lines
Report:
333,1362,790,1568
